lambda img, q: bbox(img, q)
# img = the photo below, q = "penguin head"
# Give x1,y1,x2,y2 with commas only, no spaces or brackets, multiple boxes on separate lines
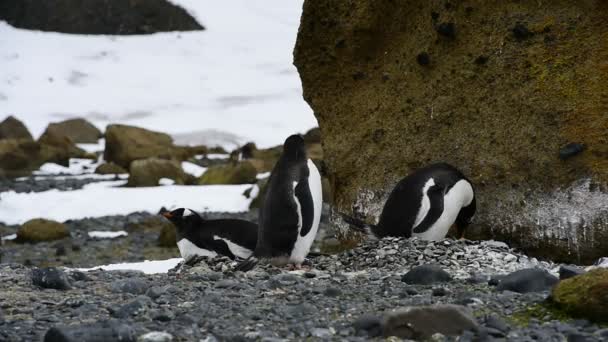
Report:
283,134,306,161
161,208,202,232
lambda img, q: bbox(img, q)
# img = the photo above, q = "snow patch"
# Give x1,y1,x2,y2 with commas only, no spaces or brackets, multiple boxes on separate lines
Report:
76,139,105,153
0,181,256,225
158,178,175,186
1,234,17,241
181,161,207,177
78,258,183,274
88,231,128,239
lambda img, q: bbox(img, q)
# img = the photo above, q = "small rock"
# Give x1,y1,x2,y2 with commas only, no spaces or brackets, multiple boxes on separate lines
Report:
323,286,342,297
138,332,173,342
496,268,558,293
401,264,452,285
559,265,586,280
432,287,448,296
383,304,478,339
485,315,509,333
44,321,136,342
32,267,71,290
310,328,332,338
353,314,383,337
503,254,517,262
559,143,585,160
110,278,149,294
109,296,152,318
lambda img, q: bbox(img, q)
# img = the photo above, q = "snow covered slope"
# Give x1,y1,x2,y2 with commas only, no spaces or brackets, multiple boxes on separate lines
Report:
0,0,314,149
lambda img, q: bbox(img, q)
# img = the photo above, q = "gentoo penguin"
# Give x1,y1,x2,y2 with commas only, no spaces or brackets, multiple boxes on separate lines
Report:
341,162,475,240
161,208,257,260
236,134,323,271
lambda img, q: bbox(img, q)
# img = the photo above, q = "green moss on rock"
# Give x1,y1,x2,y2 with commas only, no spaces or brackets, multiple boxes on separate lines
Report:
127,158,190,187
198,161,258,185
95,162,127,175
551,269,608,322
17,219,69,242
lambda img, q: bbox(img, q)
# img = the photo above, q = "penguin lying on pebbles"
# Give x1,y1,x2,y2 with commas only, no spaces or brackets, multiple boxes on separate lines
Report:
162,208,257,260
236,134,323,271
341,162,475,241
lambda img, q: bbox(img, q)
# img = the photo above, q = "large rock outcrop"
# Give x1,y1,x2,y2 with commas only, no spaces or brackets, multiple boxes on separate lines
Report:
0,0,203,35
294,1,608,263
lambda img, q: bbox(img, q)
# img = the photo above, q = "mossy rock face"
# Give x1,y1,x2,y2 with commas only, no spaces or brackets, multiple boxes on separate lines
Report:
17,219,69,242
104,124,201,169
198,161,258,185
127,158,190,187
294,0,608,263
38,127,87,160
95,162,127,175
551,269,608,322
43,118,102,144
0,138,83,177
0,116,33,140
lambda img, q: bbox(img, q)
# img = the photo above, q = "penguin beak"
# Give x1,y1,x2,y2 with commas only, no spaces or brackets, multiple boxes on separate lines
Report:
162,212,173,218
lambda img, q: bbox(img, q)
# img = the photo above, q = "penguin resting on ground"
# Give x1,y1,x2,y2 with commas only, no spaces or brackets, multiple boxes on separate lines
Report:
341,162,475,240
161,208,257,260
236,134,323,271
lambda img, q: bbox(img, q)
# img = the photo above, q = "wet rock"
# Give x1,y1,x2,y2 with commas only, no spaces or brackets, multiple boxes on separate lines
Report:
0,115,33,140
42,118,102,144
353,314,383,337
95,162,127,175
127,158,190,187
110,278,149,295
44,320,136,342
17,219,69,242
552,269,608,322
383,304,478,339
198,161,257,185
109,296,152,318
401,264,452,285
496,268,558,293
559,143,585,160
560,265,586,280
0,0,203,35
32,267,71,290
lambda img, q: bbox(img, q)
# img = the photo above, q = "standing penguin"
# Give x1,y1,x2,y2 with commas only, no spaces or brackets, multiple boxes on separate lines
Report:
162,208,257,260
341,163,475,240
236,134,322,271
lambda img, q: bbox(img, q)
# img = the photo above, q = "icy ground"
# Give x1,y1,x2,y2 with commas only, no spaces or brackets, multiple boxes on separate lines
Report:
0,0,315,150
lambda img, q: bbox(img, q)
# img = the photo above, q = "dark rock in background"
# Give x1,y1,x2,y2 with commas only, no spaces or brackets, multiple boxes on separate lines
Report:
0,0,204,35
0,116,33,140
294,0,608,263
495,268,558,293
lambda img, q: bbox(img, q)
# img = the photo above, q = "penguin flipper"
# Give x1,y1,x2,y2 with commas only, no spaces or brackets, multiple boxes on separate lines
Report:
412,184,445,234
294,179,314,237
235,256,259,272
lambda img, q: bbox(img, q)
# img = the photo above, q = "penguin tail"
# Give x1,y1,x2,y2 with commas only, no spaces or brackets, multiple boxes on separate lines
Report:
235,256,259,272
338,212,377,238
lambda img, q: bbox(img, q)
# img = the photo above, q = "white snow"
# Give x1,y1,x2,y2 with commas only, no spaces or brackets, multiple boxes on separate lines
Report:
0,181,257,225
181,161,207,177
76,139,105,153
1,234,17,241
78,258,183,274
205,154,230,160
256,172,271,180
33,158,100,176
88,231,128,239
158,178,175,186
0,0,316,150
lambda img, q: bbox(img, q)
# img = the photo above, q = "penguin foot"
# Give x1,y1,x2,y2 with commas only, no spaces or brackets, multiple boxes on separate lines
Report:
235,257,259,272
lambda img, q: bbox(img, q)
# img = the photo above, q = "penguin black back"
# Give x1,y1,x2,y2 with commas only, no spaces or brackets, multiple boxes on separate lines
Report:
162,208,257,260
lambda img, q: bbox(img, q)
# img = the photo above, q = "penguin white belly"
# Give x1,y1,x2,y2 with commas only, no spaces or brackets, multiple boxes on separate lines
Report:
413,179,474,241
289,159,323,265
177,238,217,259
213,235,253,259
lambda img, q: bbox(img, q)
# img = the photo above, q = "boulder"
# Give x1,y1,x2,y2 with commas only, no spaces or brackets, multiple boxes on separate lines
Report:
43,118,102,144
401,264,452,285
495,268,558,293
127,158,190,187
38,127,87,161
552,269,608,322
294,0,608,263
17,219,69,242
198,161,258,185
95,162,127,175
32,267,71,290
0,116,33,140
0,0,203,35
382,304,478,339
104,125,201,169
